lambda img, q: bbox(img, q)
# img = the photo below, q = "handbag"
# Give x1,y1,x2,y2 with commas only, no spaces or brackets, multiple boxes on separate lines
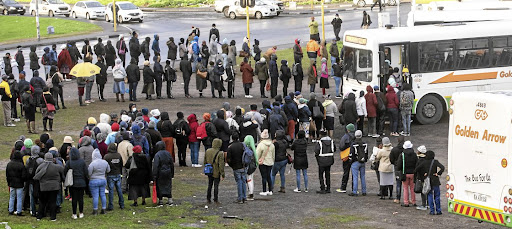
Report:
239,50,248,57
422,160,436,195
221,72,228,81
339,114,345,125
371,160,380,171
265,80,271,91
286,153,293,164
118,42,126,55
152,183,158,204
312,102,323,119
309,119,317,133
197,70,207,79
64,168,73,187
204,151,220,176
258,145,270,165
340,147,350,162
43,93,55,112
414,179,423,193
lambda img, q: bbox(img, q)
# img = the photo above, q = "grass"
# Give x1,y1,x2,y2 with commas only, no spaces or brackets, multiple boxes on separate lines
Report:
58,0,214,7
0,16,102,44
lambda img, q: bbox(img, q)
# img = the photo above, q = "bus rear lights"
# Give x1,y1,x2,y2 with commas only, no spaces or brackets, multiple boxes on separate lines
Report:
446,184,450,190
446,192,450,198
450,193,454,199
449,108,453,115
450,185,454,191
508,207,512,214
505,206,509,212
505,197,508,204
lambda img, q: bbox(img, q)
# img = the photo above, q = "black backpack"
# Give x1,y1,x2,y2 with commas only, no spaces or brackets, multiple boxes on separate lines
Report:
376,94,386,113
352,143,368,163
174,120,186,137
26,157,39,179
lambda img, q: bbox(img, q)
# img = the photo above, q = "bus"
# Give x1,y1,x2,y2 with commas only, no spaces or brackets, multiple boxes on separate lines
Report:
341,21,512,124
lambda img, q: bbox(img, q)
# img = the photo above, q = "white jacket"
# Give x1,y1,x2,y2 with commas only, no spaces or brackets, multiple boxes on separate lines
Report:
356,96,367,116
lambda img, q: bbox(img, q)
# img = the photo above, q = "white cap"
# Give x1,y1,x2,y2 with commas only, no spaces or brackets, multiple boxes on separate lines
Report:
403,141,413,149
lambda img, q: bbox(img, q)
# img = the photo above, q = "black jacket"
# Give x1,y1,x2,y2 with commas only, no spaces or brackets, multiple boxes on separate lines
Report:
157,112,174,138
291,138,308,170
125,153,152,185
396,148,418,174
173,118,191,144
143,65,155,84
29,46,39,70
126,63,140,83
239,121,258,144
6,151,27,188
64,148,88,188
96,61,108,85
389,142,404,165
213,110,231,142
227,141,244,170
105,43,117,67
307,99,325,121
154,62,164,79
293,63,304,82
415,151,445,186
180,59,192,79
280,61,291,84
333,63,342,77
94,42,105,57
315,136,335,167
340,93,358,125
129,37,141,57
104,145,123,176
273,131,288,162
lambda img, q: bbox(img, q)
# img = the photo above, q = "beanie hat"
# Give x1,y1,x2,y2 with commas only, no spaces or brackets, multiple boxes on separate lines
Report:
346,123,355,132
403,141,413,149
382,137,391,146
87,117,97,125
141,108,149,115
299,98,307,104
24,139,33,148
83,129,91,137
294,91,301,96
260,129,269,139
373,85,379,91
148,120,156,129
203,113,211,121
111,123,120,131
355,130,362,138
133,145,142,154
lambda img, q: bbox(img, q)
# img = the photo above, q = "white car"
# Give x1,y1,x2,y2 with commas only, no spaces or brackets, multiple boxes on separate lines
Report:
71,1,104,20
215,0,281,17
29,0,70,17
353,0,396,7
105,1,143,23
260,0,283,15
228,0,277,19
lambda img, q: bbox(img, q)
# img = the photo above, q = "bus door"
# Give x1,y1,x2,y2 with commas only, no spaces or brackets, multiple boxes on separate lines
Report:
379,43,410,90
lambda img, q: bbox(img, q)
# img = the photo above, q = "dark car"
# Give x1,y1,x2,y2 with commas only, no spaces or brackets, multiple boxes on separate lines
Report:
0,0,25,15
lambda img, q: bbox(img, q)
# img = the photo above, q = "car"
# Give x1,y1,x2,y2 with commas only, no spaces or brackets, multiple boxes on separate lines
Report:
105,1,143,23
0,0,25,15
353,0,396,8
29,0,70,17
259,0,283,15
228,0,277,19
71,1,105,20
215,0,281,17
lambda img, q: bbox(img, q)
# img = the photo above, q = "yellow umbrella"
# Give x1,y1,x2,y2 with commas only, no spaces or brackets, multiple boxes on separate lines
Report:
70,62,101,77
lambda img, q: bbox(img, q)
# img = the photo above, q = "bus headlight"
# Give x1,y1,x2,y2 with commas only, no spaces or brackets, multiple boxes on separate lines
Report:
446,175,450,181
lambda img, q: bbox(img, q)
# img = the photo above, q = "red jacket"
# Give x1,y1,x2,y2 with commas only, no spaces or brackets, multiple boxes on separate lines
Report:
364,85,378,118
385,85,399,109
57,49,73,70
187,114,199,143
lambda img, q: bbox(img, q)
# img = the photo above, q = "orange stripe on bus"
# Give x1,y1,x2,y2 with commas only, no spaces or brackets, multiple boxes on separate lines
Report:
491,212,497,222
499,213,505,224
465,206,471,215
459,205,465,214
454,204,459,212
485,211,491,221
430,72,498,84
472,208,477,217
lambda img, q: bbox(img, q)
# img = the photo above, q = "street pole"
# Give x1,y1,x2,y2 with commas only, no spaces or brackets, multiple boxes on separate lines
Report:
36,0,40,41
397,0,400,27
321,0,325,41
113,0,117,32
310,0,313,11
246,5,250,47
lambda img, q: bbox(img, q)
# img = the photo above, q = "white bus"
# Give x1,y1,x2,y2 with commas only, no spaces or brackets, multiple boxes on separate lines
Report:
342,21,512,124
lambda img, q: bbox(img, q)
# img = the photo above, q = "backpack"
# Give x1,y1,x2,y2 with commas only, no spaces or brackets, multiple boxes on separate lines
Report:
196,122,208,140
26,157,39,179
353,143,368,163
376,94,386,113
242,143,254,166
46,73,56,89
400,91,414,109
259,109,270,130
174,120,186,137
165,66,177,82
292,63,299,77
204,151,220,176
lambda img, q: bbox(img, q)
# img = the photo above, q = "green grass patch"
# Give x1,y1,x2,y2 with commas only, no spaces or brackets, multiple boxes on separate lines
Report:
0,16,102,44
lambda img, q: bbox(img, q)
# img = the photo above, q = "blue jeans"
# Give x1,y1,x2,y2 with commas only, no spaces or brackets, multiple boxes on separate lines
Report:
129,82,138,101
189,142,200,165
29,183,36,214
428,185,442,214
107,175,124,210
233,168,247,201
395,176,402,200
387,108,399,133
351,161,366,194
85,81,94,100
401,112,411,134
56,186,63,207
89,179,107,210
333,76,341,97
271,159,288,189
295,169,308,190
9,187,23,213
192,53,199,72
330,56,337,76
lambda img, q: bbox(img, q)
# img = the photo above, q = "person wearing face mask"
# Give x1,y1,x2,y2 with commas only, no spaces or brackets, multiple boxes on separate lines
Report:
128,103,138,121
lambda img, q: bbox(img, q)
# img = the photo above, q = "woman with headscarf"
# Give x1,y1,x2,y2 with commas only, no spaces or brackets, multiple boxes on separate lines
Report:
64,147,88,219
228,40,237,67
152,141,174,205
57,44,73,80
241,37,250,58
126,145,152,206
105,40,117,69
112,58,127,102
209,34,219,64
34,153,64,221
116,34,128,67
166,37,178,68
243,135,258,200
142,60,156,100
293,39,303,64
319,58,329,96
88,149,110,215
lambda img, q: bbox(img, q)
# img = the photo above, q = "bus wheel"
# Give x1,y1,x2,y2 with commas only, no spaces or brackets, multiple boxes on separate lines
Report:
416,95,444,125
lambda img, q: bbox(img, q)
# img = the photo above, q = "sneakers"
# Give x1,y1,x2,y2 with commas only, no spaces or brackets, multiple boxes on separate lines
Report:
416,206,428,211
372,134,380,138
79,213,84,218
65,195,71,200
348,193,358,196
245,95,254,98
335,95,342,99
267,191,273,196
259,192,268,196
335,189,346,193
293,188,301,193
72,214,77,219
304,189,308,193
247,194,254,201
6,123,16,127
393,199,400,204
192,164,203,168
85,100,91,104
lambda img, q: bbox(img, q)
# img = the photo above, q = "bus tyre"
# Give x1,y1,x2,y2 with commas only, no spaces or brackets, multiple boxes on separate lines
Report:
356,0,366,7
416,95,444,125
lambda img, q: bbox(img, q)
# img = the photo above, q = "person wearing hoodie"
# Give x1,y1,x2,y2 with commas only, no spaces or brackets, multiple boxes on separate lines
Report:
228,40,237,67
339,92,358,128
225,58,236,98
200,40,210,67
291,130,308,193
142,60,155,100
112,58,127,103
256,130,275,196
7,151,27,216
307,93,324,141
26,145,43,216
364,86,378,137
64,147,88,219
293,38,303,64
319,58,329,96
208,35,219,64
153,56,164,99
297,98,311,139
191,36,200,71
174,112,191,166
94,38,105,60
348,130,368,196
336,123,355,193
152,34,160,57
293,61,304,93
416,150,444,215
178,38,187,61
34,153,64,221
146,121,162,158
199,112,218,152
166,37,178,68
271,130,289,193
376,137,394,200
268,105,286,141
95,56,108,102
129,32,141,65
125,58,140,102
240,58,254,98
96,133,108,158
307,60,318,93
96,113,112,135
242,135,258,200
213,110,231,153
240,113,259,143
82,40,93,62
373,86,387,136
15,46,25,74
283,95,298,140
126,145,152,206
204,138,225,203
131,124,150,155
226,132,246,203
29,46,40,74
254,58,268,98
157,112,175,160
21,85,37,133
30,70,45,108
116,132,133,193
356,90,367,132
252,39,261,62
329,39,340,75
268,54,279,98
187,114,201,167
213,59,225,98
386,85,400,136
221,38,229,68
152,141,175,205
103,143,124,211
79,136,94,167
414,145,428,210
322,95,337,138
315,130,335,194
41,47,51,77
141,37,151,61
396,140,418,207
116,35,128,67
280,60,291,96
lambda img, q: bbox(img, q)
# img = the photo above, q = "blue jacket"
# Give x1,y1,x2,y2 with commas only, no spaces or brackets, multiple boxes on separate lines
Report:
192,36,200,55
283,96,298,121
152,34,160,53
49,50,58,64
130,125,149,155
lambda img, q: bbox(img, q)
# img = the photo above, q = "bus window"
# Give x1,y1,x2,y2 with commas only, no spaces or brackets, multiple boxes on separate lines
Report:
419,41,454,73
456,38,489,69
343,47,373,82
492,37,512,67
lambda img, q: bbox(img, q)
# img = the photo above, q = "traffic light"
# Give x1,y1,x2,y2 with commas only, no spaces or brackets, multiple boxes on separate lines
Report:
240,0,255,8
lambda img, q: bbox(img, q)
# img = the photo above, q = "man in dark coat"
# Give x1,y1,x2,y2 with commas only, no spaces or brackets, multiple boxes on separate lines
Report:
280,60,291,96
94,38,105,58
95,57,108,102
141,37,151,61
29,46,39,73
152,141,175,205
293,62,304,92
331,14,343,41
213,59,225,98
153,56,164,99
389,136,405,203
126,58,140,102
307,93,325,140
129,32,141,65
173,112,191,167
29,71,45,108
179,55,193,98
213,110,231,152
103,143,125,210
226,132,246,203
166,37,178,68
6,151,27,215
209,24,220,43
283,95,298,140
269,105,286,140
15,46,25,73
339,92,358,127
315,130,335,194
268,54,279,98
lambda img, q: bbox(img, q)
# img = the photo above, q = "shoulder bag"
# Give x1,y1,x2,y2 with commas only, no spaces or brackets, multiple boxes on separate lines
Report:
312,101,323,119
64,168,73,187
43,94,56,112
204,151,220,176
422,160,436,195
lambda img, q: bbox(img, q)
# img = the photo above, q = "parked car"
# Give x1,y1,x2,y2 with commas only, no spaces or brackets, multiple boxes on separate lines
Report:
29,0,70,17
228,0,277,19
71,1,105,20
215,0,281,17
0,0,25,15
260,0,283,15
105,1,143,23
353,0,396,7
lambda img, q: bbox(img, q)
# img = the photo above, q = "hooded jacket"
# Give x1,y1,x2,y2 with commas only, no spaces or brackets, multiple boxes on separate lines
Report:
166,37,177,60
152,34,160,54
152,141,174,195
329,42,339,58
396,148,418,174
29,46,39,70
157,112,174,138
173,117,191,143
213,110,231,142
340,93,358,125
291,136,308,170
143,65,155,84
293,39,303,60
64,148,88,188
34,153,64,192
209,34,218,56
204,139,225,178
126,60,140,83
386,85,399,109
269,106,286,139
131,125,150,154
254,59,268,81
6,151,27,188
129,35,141,57
307,96,324,121
376,145,394,173
280,60,291,83
256,139,275,166
307,63,318,85
364,86,378,118
79,136,95,167
269,55,279,79
415,151,445,186
253,39,261,61
298,103,311,122
283,96,298,121
315,136,335,167
322,99,337,118
187,114,199,143
97,113,112,135
104,144,123,176
240,61,254,84
273,130,288,162
141,37,151,57
126,152,152,185
192,36,200,55
88,149,110,180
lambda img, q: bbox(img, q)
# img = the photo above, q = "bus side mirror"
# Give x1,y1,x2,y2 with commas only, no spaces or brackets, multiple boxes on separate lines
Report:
379,51,386,75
